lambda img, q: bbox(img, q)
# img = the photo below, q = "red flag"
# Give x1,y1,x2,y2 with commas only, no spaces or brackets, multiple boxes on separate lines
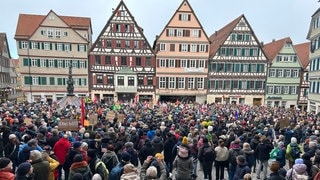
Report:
81,98,85,126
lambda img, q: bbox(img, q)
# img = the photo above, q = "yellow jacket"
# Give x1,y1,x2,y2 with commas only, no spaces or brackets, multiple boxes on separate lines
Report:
47,156,59,180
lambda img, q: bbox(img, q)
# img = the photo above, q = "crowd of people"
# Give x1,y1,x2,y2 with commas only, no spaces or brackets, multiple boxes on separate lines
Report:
0,100,318,180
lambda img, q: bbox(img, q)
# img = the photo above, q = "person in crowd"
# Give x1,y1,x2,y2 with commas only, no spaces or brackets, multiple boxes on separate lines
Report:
240,142,254,169
18,139,39,164
228,139,243,180
215,139,228,180
255,136,273,180
139,139,154,166
120,163,139,180
163,133,176,173
286,137,303,169
275,141,286,169
140,155,167,180
286,158,308,180
188,138,199,177
4,134,19,171
122,142,138,166
87,149,109,180
68,154,92,180
29,149,50,180
53,134,71,180
109,152,131,180
0,157,14,180
173,144,193,180
233,155,251,180
42,147,59,180
15,162,34,180
101,144,119,173
198,137,215,180
311,154,320,179
267,161,285,180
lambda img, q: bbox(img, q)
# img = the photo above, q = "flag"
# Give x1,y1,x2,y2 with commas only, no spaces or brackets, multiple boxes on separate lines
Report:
81,98,85,126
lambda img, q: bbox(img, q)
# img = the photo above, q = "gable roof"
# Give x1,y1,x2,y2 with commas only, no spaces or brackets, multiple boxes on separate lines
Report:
0,33,11,58
295,42,310,69
156,0,210,43
208,15,243,58
15,10,91,38
263,37,292,62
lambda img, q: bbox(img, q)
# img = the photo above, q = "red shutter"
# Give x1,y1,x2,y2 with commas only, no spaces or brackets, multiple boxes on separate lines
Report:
206,45,208,52
188,14,191,21
188,44,190,52
156,59,159,67
179,14,182,20
93,75,97,85
185,77,188,89
197,45,199,52
166,59,169,67
166,29,169,36
111,56,115,66
179,44,181,52
131,57,136,66
143,76,147,86
156,77,159,88
103,74,107,84
176,59,180,68
153,77,157,87
117,11,121,16
186,30,190,37
199,30,201,37
174,29,177,36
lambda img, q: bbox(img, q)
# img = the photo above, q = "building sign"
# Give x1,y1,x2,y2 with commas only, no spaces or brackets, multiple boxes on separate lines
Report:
267,96,282,100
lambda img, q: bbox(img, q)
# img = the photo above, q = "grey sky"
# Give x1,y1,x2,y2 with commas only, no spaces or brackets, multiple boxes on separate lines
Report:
1,0,318,58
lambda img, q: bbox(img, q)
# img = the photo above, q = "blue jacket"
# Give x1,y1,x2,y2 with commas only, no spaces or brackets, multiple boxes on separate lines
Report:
275,148,286,168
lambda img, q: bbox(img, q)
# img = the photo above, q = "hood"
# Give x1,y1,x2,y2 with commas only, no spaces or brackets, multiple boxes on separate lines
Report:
293,164,307,174
70,161,88,170
22,145,35,152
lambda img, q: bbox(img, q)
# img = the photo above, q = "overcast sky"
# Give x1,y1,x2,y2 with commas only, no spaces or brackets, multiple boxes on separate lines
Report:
1,0,319,58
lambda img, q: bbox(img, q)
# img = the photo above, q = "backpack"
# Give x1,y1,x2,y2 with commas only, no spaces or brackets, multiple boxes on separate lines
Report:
82,168,93,180
95,161,109,180
230,149,242,166
313,165,320,180
290,143,301,159
109,163,124,180
203,146,215,161
101,152,117,173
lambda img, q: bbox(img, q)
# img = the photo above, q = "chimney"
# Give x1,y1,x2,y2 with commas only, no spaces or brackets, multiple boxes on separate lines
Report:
272,39,276,42
260,41,264,47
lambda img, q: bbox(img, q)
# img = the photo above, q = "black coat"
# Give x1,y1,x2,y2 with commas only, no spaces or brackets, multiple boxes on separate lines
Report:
255,141,273,161
267,172,285,180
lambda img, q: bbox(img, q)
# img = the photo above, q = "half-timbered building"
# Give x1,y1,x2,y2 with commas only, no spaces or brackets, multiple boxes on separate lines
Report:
207,15,268,105
89,1,156,104
154,0,210,103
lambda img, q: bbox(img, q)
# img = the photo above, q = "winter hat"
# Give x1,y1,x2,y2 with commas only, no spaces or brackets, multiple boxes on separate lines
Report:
270,161,280,172
0,157,11,169
8,134,16,140
155,153,164,160
73,141,82,149
295,158,304,164
121,152,131,162
73,154,84,162
123,163,137,173
17,162,32,176
182,136,188,145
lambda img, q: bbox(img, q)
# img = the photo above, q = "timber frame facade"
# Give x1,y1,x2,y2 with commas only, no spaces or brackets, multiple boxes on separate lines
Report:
207,15,268,105
88,1,156,104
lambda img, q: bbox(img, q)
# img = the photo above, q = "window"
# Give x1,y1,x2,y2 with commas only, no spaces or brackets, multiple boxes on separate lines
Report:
97,75,103,84
159,77,166,89
169,77,175,89
65,44,70,51
79,61,85,68
40,59,46,67
138,77,144,85
188,77,194,89
56,43,63,51
181,60,187,67
226,63,232,72
65,60,70,68
292,70,299,77
190,44,197,52
181,44,188,52
47,29,53,38
125,40,130,48
181,13,189,21
32,77,39,85
193,29,199,37
72,61,78,68
128,76,134,86
105,56,111,65
57,60,63,68
241,81,247,89
168,29,175,36
283,86,289,94
55,29,61,38
178,77,185,89
31,59,38,67
189,60,196,68
168,59,175,67
31,42,39,49
160,59,166,67
199,44,206,52
177,29,183,37
197,78,204,89
121,57,127,66
146,57,151,67
95,55,101,65
107,40,112,47
44,43,50,50
199,60,205,68
145,77,152,85
285,70,291,77
278,70,283,77
160,43,166,51
136,57,142,66
268,86,274,94
21,41,28,49
116,24,121,32
125,24,130,32
117,76,124,86
107,76,113,85
79,45,85,52
269,69,276,77
275,86,281,94
291,86,297,94
134,41,139,49
256,81,263,89
49,60,54,67
116,40,121,48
